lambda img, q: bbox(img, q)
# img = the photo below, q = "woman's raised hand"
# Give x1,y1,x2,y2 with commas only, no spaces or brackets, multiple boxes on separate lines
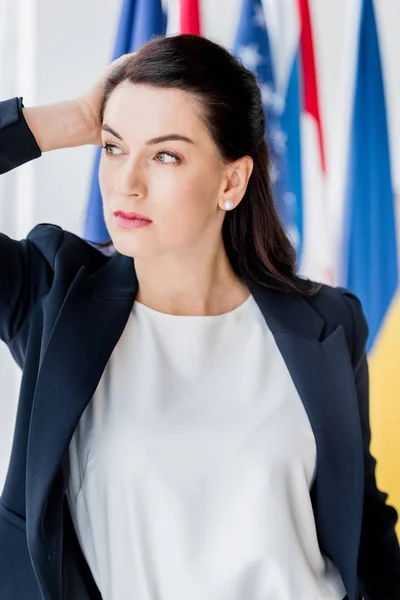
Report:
22,53,135,152
77,53,135,146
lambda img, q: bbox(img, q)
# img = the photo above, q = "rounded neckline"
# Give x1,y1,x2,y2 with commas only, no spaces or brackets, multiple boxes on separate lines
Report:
133,293,253,319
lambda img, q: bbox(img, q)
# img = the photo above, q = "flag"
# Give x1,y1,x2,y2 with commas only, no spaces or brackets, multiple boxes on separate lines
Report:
296,0,333,284
82,0,167,246
233,0,332,284
342,0,400,534
233,0,302,258
180,0,201,35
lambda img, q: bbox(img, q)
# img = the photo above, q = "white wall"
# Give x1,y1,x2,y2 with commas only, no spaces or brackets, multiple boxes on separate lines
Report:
1,0,400,491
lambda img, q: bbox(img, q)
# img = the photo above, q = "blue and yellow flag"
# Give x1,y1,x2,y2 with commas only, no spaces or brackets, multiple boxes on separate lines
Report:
82,0,167,245
342,0,400,535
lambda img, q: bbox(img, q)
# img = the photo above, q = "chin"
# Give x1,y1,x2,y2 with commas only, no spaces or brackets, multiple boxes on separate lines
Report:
111,236,158,259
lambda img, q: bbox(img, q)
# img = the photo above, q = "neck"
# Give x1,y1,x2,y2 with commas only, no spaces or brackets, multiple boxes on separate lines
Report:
133,241,250,317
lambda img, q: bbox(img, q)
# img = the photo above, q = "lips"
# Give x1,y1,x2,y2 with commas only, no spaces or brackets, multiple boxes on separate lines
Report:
113,210,152,222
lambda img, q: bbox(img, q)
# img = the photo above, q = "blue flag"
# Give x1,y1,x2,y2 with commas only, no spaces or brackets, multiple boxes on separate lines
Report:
343,0,398,352
83,0,167,245
233,0,302,256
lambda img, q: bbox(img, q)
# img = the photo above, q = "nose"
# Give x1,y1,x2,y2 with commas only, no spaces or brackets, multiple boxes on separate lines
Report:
115,160,146,197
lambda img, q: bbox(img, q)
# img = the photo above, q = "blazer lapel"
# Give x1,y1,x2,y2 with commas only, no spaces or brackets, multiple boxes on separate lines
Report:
26,251,138,597
246,279,364,600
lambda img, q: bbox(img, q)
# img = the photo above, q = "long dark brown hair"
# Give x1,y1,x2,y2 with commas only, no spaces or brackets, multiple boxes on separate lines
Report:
94,34,321,296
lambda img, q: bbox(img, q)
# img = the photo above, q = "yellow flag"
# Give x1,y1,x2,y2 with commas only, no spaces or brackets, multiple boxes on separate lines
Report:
369,290,400,538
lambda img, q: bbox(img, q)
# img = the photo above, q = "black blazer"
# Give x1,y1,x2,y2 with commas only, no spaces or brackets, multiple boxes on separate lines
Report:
0,96,400,600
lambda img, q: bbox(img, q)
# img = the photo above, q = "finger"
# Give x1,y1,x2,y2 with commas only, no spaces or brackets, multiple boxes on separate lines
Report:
111,52,136,69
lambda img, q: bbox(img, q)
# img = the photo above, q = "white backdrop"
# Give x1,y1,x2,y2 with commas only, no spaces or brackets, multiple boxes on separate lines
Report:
0,0,400,492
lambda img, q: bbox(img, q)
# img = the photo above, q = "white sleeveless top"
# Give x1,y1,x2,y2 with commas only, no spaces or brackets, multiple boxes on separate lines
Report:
66,294,346,600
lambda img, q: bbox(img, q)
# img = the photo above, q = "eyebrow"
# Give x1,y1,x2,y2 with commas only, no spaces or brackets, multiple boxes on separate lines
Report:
101,124,195,146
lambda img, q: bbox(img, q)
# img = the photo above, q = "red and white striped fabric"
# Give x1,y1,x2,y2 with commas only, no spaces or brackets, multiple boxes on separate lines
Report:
265,0,333,284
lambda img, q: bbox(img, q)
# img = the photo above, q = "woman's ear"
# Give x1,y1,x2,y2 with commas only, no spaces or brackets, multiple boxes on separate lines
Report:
219,156,254,211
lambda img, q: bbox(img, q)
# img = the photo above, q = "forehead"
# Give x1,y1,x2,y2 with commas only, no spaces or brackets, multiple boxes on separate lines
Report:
103,83,206,139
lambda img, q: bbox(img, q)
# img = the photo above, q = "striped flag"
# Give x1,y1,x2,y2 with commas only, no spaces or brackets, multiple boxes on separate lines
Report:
233,0,332,284
296,0,332,284
233,0,302,258
82,0,167,246
342,0,400,534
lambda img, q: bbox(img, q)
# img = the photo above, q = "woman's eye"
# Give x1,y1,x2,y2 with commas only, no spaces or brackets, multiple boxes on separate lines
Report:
155,151,180,164
102,143,122,156
102,145,180,164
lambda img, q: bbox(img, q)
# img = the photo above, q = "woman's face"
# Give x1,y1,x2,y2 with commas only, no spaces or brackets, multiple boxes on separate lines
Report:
99,83,230,259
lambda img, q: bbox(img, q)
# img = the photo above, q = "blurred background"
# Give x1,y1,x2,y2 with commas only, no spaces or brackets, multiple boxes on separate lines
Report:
0,0,399,535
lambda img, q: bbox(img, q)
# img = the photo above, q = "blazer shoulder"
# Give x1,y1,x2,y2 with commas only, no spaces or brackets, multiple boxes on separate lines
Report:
26,223,109,273
304,283,369,368
25,222,63,267
1,223,109,355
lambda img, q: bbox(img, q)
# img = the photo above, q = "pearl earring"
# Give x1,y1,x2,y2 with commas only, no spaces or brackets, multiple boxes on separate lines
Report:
223,200,234,210
115,182,119,192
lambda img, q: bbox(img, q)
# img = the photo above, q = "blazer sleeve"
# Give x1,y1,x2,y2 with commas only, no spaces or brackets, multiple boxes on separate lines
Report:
0,97,59,345
0,96,42,174
340,288,400,599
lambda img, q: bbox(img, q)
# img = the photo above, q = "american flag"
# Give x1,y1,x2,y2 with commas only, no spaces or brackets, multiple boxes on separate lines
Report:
233,0,301,256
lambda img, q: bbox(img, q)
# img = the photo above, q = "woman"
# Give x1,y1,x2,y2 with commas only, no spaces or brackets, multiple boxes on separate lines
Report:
0,34,399,600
